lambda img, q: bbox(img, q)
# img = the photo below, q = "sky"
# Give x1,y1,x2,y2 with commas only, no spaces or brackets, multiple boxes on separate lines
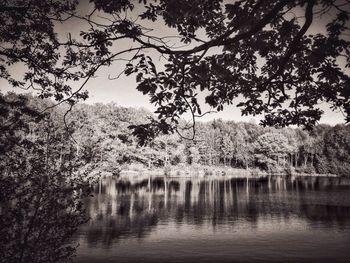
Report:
0,0,347,125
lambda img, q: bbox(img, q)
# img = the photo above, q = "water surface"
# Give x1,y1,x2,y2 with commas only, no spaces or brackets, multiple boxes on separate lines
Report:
75,176,350,263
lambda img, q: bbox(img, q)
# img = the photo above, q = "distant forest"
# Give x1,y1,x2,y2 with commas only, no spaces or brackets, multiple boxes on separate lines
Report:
1,92,350,176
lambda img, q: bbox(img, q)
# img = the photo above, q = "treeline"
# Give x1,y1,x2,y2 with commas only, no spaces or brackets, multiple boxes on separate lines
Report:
2,92,350,176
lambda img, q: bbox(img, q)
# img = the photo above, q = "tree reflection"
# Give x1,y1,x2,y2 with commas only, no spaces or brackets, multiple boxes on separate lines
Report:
83,176,350,247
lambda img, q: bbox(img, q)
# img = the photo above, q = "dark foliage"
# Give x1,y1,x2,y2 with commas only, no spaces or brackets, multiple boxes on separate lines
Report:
1,91,349,261
0,0,349,143
0,93,93,263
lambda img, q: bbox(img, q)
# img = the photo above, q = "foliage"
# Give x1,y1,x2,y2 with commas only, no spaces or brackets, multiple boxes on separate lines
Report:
0,0,350,144
0,93,93,263
254,132,293,170
4,93,347,176
1,91,350,263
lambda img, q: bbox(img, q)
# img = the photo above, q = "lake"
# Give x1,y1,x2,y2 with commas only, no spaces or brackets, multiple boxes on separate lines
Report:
74,175,350,263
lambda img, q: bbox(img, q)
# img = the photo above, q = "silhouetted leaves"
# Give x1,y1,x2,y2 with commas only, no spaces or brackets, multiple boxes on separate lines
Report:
1,0,350,137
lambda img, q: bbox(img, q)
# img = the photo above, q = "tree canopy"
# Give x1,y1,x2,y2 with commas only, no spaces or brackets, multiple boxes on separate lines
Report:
1,0,350,143
3,92,350,176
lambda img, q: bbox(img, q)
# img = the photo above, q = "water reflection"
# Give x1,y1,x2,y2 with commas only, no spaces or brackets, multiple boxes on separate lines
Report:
81,176,350,248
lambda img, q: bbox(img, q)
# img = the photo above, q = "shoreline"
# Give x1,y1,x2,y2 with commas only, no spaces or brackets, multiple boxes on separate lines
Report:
112,165,339,179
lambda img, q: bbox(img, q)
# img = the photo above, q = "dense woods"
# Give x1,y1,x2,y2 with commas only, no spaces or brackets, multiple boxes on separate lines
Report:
2,92,349,177
1,0,350,141
0,92,93,262
2,1,350,262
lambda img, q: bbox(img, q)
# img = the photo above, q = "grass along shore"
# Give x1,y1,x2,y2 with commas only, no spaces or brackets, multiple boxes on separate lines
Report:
114,164,338,179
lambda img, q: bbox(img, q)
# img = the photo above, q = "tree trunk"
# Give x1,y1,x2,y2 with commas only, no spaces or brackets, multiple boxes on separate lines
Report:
304,155,308,166
165,141,168,166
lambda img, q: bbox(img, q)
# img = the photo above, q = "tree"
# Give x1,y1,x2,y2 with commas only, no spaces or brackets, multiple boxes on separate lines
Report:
187,146,200,165
321,124,350,175
232,123,251,168
1,0,350,144
0,92,92,263
220,133,234,166
254,132,292,170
